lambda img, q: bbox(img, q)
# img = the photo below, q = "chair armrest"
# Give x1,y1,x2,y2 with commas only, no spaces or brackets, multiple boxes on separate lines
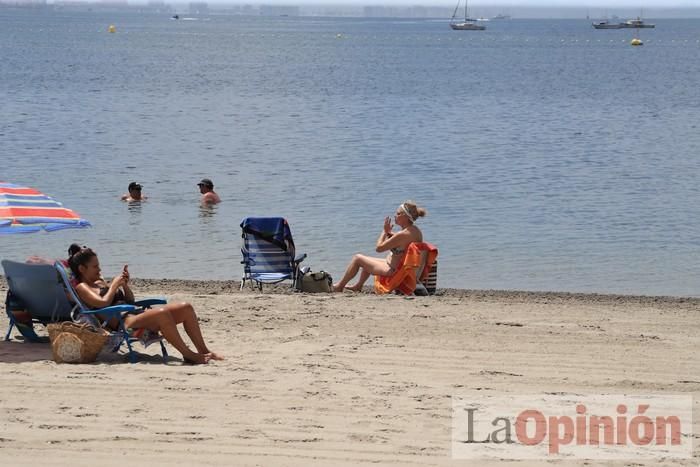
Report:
80,304,137,317
134,298,167,308
294,253,307,264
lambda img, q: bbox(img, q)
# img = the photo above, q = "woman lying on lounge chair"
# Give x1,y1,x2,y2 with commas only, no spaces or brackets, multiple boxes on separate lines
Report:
68,248,223,364
332,200,427,292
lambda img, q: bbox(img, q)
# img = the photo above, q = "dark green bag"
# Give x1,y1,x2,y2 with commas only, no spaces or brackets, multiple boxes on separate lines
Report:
297,270,332,293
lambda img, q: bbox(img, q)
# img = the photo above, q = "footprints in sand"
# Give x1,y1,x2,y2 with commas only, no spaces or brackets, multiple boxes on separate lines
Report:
64,371,109,380
494,321,524,327
237,428,267,439
121,423,146,430
155,431,213,442
348,433,389,443
272,436,321,443
235,427,322,444
480,370,523,377
638,333,660,341
37,424,83,430
164,386,202,392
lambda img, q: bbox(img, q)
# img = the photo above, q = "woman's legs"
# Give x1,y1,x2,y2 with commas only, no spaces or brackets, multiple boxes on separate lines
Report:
346,270,371,292
332,254,393,292
165,303,224,360
162,303,208,353
124,303,222,363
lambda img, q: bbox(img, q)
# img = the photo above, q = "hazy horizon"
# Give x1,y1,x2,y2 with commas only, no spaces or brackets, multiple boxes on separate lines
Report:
245,1,700,5
17,0,700,6
153,0,700,6
6,0,700,18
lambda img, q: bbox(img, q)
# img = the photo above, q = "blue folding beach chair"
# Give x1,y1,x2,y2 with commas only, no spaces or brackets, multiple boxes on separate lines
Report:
240,217,307,291
2,260,74,343
54,261,169,363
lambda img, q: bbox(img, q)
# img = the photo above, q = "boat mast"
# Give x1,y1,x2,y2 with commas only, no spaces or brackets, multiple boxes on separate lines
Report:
451,0,460,21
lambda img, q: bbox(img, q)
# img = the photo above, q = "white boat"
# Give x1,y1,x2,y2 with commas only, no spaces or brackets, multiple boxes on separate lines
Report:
450,0,485,31
592,20,622,29
620,17,655,28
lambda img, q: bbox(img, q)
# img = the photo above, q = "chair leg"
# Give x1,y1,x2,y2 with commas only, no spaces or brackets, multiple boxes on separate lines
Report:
5,319,15,341
124,334,137,363
160,340,168,362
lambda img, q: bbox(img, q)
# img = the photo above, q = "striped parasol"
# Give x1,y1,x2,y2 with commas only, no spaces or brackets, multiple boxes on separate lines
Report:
0,182,91,234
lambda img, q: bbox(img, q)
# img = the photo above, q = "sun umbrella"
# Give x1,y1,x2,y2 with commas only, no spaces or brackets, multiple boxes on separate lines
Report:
0,182,91,234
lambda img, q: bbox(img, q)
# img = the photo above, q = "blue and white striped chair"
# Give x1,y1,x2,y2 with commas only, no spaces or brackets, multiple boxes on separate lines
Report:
240,217,307,291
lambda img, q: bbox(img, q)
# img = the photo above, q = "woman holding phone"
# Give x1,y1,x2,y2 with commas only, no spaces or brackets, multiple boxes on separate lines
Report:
68,247,223,364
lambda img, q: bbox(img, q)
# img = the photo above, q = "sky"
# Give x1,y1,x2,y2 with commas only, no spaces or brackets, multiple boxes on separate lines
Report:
286,1,700,6
319,1,700,5
182,0,700,7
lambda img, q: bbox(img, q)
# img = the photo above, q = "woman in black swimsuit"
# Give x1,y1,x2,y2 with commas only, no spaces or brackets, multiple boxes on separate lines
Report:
332,201,426,292
69,248,223,364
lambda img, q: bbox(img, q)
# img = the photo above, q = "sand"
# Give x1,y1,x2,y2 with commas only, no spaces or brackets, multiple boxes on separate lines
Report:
0,278,698,466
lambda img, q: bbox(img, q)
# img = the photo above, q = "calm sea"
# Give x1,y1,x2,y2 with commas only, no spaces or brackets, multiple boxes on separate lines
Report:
2,10,700,295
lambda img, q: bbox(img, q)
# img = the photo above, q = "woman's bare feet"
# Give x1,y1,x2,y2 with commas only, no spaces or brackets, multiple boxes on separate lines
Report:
206,352,225,361
331,283,344,292
183,353,211,365
345,284,363,292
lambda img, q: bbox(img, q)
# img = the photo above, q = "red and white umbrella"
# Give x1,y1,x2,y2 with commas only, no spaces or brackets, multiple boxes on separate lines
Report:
0,182,91,234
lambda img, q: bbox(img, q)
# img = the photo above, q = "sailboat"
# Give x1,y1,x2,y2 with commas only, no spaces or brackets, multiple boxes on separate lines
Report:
450,0,485,31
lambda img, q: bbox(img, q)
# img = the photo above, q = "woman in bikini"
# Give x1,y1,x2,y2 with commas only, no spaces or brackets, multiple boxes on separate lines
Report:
332,201,427,292
69,248,223,364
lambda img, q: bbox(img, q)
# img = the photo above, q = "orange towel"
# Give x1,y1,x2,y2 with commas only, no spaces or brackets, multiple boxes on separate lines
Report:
374,242,438,295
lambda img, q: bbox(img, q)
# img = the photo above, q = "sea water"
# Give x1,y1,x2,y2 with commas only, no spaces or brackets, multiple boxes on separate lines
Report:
2,11,700,295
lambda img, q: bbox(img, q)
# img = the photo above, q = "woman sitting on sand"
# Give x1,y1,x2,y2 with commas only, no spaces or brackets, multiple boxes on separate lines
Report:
332,200,426,292
69,247,223,364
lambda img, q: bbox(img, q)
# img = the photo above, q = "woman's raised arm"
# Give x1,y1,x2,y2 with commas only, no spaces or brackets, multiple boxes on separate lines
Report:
75,275,126,309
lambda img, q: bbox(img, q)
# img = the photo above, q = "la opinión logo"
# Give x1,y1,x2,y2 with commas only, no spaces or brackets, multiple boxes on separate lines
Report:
452,394,692,460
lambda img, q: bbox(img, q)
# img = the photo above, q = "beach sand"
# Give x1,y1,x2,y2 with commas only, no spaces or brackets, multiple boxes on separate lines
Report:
0,279,698,466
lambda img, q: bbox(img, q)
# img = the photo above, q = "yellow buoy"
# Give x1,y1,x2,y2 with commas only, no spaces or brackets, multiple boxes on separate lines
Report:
108,24,116,33
630,38,643,46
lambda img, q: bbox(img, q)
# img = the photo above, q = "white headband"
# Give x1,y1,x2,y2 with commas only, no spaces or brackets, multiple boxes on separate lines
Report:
401,203,416,223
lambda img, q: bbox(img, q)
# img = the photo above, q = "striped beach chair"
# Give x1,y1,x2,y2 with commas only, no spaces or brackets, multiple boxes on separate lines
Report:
240,217,307,291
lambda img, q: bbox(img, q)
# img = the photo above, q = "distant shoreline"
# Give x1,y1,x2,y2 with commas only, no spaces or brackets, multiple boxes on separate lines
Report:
3,276,689,307
3,5,700,20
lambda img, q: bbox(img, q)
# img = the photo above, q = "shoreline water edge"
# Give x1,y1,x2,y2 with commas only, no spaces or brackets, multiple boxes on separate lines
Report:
3,276,699,307
0,274,700,308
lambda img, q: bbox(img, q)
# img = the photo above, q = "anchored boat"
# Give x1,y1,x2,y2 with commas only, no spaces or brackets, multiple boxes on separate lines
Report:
450,0,485,31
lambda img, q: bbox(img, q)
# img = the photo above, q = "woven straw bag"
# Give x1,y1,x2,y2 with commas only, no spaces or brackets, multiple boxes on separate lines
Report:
47,322,110,364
